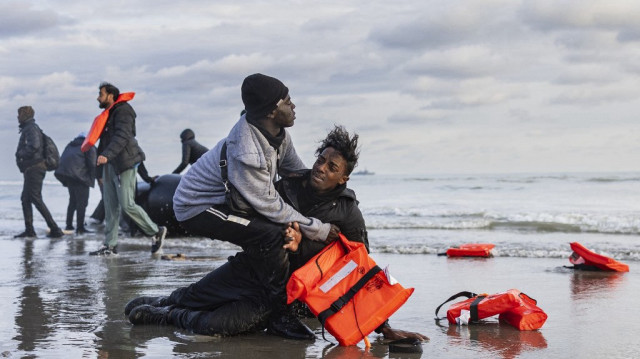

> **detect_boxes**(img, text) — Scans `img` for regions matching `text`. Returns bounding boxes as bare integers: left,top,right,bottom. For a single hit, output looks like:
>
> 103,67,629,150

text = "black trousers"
21,164,59,232
179,205,289,314
66,182,90,229
166,252,270,336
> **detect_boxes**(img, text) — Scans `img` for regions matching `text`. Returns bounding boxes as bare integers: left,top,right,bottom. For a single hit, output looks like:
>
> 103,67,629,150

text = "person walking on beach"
89,82,166,256
172,129,208,174
54,132,97,234
172,73,339,339
14,106,64,239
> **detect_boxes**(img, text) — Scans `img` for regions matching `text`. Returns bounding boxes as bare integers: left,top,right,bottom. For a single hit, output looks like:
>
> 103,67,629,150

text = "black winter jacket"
276,170,369,272
172,136,208,174
55,136,97,188
15,119,45,173
98,101,145,174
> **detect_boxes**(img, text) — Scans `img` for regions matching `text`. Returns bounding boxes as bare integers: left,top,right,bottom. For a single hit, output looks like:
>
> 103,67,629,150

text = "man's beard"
99,101,108,109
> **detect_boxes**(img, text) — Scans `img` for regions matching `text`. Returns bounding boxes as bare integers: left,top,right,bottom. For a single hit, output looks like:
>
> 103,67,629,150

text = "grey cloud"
520,1,640,40
549,87,638,106
0,3,68,38
617,29,640,42
369,18,474,50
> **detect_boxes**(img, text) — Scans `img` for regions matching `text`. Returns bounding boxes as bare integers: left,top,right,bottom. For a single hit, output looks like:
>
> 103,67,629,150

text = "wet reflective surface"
1,230,638,358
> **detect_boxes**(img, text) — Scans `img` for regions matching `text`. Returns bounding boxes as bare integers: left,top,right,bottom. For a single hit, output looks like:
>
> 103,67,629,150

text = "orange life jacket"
446,243,495,257
81,92,135,152
287,234,414,346
435,289,547,331
569,242,629,272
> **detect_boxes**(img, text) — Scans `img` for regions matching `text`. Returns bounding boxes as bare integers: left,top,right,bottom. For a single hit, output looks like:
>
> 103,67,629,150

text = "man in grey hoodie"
173,73,339,340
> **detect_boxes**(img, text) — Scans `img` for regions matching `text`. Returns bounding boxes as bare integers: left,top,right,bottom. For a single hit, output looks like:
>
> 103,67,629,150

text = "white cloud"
1,0,640,179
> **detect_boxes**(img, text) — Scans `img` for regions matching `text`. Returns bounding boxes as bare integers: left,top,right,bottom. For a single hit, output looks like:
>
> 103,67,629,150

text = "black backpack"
41,129,60,171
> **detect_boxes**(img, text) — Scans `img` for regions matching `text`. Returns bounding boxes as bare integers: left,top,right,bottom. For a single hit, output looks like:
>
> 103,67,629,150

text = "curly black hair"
315,125,360,175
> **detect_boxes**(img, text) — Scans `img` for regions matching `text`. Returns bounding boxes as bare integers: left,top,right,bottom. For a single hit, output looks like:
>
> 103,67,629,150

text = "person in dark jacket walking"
124,126,428,343
54,132,97,234
172,129,208,174
14,106,64,239
89,82,166,256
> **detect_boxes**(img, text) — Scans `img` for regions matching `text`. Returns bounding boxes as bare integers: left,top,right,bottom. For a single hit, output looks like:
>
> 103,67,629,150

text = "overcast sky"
2,0,640,180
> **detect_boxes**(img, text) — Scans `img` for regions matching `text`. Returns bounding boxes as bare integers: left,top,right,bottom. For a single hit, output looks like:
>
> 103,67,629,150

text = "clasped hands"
283,223,341,252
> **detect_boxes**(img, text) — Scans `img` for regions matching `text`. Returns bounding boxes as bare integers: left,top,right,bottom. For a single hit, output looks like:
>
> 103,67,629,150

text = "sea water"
348,172,640,261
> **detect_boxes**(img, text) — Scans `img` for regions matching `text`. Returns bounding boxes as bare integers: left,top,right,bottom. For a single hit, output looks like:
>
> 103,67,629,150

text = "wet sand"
0,231,638,358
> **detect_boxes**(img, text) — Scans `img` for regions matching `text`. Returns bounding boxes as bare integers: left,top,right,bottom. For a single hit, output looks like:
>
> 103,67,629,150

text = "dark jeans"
166,252,270,335
66,182,90,229
179,205,289,314
21,164,59,232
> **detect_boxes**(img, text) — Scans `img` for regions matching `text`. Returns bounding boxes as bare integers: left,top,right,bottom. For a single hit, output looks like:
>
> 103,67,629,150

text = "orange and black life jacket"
81,92,135,152
287,234,414,346
435,289,547,331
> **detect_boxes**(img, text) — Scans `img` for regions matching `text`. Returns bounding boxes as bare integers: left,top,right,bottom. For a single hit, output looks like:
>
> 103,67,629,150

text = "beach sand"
0,232,637,358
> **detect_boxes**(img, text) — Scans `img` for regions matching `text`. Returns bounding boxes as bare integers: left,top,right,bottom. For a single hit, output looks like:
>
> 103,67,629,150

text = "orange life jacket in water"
81,92,135,152
446,243,495,257
287,234,414,346
435,289,547,331
569,242,629,272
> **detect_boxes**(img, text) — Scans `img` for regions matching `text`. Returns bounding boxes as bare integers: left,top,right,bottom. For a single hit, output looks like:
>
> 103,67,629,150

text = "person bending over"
172,74,338,339
126,126,427,342
172,128,208,174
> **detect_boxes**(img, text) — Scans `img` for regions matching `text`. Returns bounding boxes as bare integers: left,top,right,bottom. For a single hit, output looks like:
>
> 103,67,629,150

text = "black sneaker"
151,226,167,254
47,228,64,238
267,311,315,340
14,231,37,238
128,305,172,326
89,245,118,256
65,225,74,231
76,227,94,235
124,296,168,316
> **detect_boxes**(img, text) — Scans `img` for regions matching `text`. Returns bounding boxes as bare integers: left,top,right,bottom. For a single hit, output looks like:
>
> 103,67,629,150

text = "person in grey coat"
54,132,97,234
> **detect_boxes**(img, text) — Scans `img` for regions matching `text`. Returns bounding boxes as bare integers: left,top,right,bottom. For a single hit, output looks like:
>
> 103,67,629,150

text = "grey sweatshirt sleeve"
228,153,330,241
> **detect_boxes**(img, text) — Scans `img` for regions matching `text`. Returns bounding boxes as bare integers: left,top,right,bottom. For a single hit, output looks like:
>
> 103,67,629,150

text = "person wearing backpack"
55,132,97,234
14,106,64,238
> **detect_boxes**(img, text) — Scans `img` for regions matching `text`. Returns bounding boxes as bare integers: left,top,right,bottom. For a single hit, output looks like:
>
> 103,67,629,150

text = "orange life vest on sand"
286,234,414,346
435,289,547,331
446,243,495,257
569,242,629,272
81,92,135,152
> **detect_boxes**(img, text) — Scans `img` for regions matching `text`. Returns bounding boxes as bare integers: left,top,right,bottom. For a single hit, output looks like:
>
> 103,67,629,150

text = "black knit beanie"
241,73,289,122
180,128,195,142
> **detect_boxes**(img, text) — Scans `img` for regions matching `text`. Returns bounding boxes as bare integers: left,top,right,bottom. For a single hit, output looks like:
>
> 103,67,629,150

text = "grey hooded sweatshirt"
173,115,331,241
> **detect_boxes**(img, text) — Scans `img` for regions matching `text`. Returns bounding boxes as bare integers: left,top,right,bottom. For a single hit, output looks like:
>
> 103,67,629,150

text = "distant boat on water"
353,168,375,175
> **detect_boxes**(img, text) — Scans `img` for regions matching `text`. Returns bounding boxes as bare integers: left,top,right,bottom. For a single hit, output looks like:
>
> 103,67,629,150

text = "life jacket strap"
434,291,477,320
317,265,382,326
469,295,487,322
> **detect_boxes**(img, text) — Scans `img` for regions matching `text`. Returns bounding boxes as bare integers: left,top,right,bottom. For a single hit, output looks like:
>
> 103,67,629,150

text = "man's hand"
381,326,429,342
324,224,341,244
283,222,302,252
97,155,108,166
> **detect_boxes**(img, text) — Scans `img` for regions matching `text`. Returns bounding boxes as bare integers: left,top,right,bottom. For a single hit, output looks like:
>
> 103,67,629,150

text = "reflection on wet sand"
14,240,52,354
570,271,627,299
444,323,547,359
